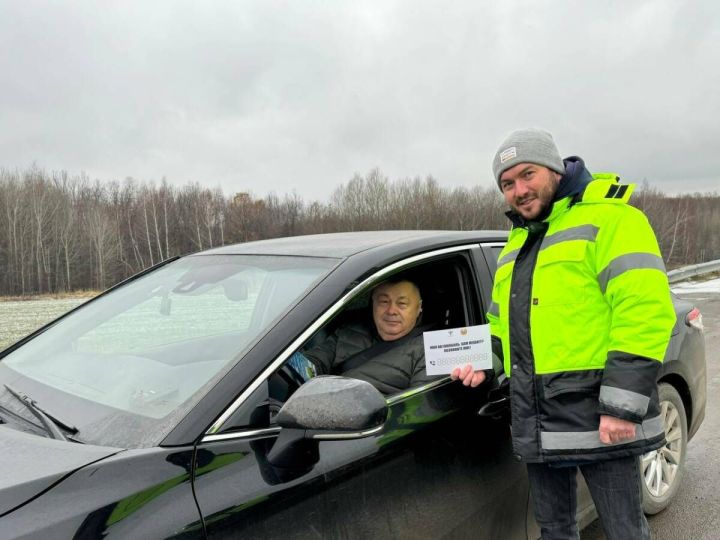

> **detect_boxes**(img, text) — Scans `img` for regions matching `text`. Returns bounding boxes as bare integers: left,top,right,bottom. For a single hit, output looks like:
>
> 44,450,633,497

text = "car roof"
195,230,508,258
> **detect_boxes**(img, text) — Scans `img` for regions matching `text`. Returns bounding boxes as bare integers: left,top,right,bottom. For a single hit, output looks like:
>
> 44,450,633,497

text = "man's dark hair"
371,277,422,302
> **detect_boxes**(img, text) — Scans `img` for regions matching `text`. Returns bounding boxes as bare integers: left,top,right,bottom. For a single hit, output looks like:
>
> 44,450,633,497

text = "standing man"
452,128,675,539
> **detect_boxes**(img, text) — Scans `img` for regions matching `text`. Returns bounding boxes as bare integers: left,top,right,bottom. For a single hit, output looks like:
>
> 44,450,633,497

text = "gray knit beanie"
492,128,565,187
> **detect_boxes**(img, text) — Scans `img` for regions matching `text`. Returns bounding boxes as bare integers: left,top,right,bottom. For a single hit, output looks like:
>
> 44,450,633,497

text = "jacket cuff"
600,350,660,420
598,385,647,423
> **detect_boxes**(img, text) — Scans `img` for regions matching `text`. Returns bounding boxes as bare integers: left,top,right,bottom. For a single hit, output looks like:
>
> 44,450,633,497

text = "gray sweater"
303,323,439,395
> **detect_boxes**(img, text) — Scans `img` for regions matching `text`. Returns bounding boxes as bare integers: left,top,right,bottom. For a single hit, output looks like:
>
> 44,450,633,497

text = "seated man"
289,278,439,395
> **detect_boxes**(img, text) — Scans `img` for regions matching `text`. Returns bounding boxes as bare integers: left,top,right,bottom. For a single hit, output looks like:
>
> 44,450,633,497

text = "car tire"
641,383,688,515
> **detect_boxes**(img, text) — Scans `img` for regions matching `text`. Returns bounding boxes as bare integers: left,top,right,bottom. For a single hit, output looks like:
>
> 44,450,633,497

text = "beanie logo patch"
499,147,517,163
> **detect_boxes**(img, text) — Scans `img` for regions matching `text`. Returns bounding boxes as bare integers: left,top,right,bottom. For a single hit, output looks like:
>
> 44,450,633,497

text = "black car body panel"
1,446,201,538
194,384,529,539
659,294,706,439
0,427,121,515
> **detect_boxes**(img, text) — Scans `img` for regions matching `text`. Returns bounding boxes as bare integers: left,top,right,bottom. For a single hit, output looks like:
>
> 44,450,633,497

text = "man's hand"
450,364,487,387
599,414,637,444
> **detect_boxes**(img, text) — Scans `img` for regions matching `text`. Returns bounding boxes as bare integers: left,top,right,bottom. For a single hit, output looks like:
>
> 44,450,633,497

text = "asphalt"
582,290,720,539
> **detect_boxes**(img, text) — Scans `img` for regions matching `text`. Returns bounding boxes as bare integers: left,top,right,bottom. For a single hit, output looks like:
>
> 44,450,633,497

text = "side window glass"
263,256,476,425
266,298,373,423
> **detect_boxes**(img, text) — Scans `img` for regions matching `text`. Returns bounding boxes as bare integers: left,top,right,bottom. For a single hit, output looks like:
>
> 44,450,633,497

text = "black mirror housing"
276,376,388,433
265,377,387,476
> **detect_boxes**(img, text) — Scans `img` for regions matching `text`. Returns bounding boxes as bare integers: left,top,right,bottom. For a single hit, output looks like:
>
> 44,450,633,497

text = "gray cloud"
1,0,718,200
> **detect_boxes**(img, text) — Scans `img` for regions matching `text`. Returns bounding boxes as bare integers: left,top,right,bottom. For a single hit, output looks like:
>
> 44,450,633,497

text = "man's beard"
513,178,560,222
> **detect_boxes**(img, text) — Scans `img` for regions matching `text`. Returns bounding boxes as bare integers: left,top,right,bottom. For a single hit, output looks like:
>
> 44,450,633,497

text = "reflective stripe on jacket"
487,175,676,463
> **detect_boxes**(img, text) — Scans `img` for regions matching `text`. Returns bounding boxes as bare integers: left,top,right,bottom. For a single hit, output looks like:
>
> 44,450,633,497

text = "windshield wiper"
3,384,78,441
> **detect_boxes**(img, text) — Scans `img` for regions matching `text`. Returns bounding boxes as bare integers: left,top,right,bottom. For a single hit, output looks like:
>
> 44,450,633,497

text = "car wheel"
641,383,688,515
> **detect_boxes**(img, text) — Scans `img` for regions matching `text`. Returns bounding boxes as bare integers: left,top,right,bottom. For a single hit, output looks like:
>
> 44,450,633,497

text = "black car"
0,231,706,539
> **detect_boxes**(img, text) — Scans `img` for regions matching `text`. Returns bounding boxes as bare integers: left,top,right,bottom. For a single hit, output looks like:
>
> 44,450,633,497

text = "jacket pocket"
533,242,593,307
541,370,602,399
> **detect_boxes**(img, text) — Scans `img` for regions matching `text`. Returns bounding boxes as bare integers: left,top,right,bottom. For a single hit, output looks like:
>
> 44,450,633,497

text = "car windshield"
0,254,337,448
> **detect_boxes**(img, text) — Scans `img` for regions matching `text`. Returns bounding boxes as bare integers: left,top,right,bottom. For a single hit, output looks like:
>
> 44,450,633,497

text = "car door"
190,247,533,539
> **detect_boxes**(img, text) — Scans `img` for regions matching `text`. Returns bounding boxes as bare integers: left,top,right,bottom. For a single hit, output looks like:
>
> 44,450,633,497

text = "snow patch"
671,277,720,294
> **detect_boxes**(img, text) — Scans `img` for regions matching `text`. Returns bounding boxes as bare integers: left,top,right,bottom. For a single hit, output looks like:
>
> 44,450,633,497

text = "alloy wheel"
641,399,683,497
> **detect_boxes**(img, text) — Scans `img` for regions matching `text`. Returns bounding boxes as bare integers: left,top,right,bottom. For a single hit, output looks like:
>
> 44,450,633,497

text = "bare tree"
0,165,716,296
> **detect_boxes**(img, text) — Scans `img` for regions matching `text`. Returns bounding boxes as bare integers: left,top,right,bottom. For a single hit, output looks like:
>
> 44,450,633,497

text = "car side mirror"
266,376,388,469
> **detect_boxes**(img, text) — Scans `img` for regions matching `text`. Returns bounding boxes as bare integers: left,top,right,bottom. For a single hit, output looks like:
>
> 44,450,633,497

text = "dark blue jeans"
526,456,650,540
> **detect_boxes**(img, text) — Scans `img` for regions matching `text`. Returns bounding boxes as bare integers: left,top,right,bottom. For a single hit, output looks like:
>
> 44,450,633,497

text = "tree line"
0,166,717,296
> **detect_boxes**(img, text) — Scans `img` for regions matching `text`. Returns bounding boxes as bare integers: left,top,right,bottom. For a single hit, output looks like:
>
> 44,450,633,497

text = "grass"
0,295,95,350
0,290,100,302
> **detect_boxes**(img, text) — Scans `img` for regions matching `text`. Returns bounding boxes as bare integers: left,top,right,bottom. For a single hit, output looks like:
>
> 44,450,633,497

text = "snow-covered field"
0,276,717,352
0,297,91,350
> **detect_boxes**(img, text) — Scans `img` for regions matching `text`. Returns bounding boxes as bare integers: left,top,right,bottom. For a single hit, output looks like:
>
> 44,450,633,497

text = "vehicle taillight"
685,307,704,331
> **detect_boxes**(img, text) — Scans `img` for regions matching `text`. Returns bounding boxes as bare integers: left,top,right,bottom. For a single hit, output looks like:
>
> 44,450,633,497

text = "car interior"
267,253,482,416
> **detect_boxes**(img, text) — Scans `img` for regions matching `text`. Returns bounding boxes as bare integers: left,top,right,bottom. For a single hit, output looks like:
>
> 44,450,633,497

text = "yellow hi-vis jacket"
488,175,676,462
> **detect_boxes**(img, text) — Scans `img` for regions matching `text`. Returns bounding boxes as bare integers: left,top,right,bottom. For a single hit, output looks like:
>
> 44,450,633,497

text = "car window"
75,267,264,354
0,254,337,448
262,254,478,425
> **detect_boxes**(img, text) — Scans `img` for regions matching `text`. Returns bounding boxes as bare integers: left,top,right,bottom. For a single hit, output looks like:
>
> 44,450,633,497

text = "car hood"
0,426,122,515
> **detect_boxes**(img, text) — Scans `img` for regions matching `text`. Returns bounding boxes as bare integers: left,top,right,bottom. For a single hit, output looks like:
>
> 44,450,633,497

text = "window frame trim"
201,243,480,442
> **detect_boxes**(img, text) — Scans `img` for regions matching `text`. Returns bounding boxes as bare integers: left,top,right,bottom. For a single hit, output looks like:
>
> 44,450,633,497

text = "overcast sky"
1,0,718,200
